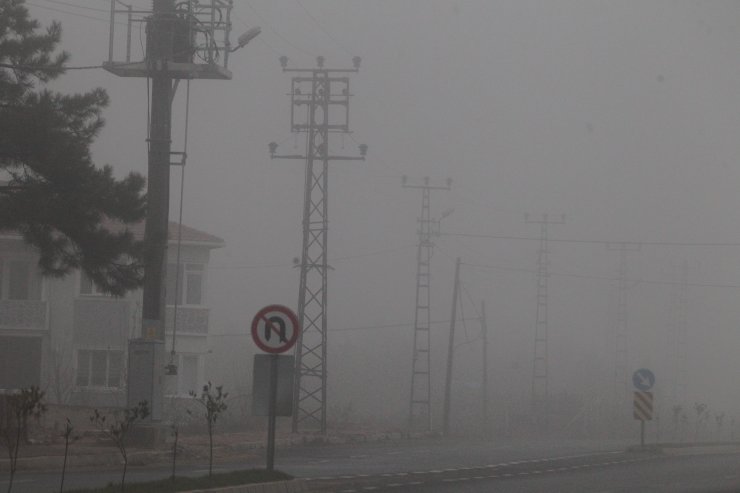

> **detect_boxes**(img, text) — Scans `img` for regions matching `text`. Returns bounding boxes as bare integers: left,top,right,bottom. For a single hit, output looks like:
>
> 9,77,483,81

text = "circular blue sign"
632,368,655,391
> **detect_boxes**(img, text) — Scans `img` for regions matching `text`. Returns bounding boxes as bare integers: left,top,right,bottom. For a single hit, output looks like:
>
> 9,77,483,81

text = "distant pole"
403,176,452,433
525,213,565,427
443,257,462,437
606,242,641,408
481,300,489,435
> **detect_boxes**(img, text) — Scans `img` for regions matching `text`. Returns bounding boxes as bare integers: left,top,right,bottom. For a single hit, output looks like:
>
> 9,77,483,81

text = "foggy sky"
27,1,740,422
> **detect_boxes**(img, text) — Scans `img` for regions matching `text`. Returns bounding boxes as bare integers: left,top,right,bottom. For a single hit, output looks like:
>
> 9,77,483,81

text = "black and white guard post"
632,368,655,449
251,305,300,471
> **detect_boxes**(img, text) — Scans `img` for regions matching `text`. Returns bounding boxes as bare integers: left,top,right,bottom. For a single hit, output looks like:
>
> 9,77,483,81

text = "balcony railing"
0,300,47,329
165,306,209,335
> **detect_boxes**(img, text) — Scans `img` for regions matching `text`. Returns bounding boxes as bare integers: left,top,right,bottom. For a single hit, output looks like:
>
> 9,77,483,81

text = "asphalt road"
2,439,739,493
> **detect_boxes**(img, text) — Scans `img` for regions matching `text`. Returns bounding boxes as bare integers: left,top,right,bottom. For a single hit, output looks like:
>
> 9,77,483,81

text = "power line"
208,244,414,270
294,0,354,57
27,1,114,24
209,317,481,337
442,232,740,248
241,1,316,57
40,0,110,14
462,261,740,289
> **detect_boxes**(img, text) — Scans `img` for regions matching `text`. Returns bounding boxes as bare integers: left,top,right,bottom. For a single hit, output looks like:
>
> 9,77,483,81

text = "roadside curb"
184,479,307,493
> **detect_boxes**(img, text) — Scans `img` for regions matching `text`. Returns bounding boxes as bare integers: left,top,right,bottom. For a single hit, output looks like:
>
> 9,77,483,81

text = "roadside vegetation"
63,469,292,493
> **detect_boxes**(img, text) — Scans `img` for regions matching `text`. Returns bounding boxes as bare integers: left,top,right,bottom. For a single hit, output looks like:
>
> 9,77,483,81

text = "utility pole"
270,56,366,433
442,257,461,437
671,261,689,404
104,0,250,422
525,213,564,426
481,300,489,435
402,176,451,433
606,242,641,408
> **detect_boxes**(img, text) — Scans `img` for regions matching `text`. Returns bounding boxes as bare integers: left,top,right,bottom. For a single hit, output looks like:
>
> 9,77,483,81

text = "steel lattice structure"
271,56,364,433
403,177,450,432
606,242,641,408
526,214,564,424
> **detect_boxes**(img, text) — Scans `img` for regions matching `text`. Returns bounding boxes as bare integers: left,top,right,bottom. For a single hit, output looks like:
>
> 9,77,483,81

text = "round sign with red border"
251,305,300,354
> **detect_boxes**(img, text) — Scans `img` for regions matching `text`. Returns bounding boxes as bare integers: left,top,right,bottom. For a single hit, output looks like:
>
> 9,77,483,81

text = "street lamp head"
268,141,278,156
317,56,325,68
232,26,261,52
352,56,362,69
279,55,288,69
358,143,368,157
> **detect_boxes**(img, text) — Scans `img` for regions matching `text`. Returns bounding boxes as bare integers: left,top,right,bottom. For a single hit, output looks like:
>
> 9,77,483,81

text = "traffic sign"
633,391,653,421
632,368,655,391
251,305,300,354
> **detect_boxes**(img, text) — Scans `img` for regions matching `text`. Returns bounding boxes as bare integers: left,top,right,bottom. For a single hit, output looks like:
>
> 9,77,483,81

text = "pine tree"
0,0,146,296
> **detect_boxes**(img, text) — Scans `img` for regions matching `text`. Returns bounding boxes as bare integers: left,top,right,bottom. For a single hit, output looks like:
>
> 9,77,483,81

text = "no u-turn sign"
251,305,300,354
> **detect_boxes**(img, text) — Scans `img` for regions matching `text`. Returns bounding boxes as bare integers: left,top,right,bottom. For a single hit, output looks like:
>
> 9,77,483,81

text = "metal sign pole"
267,353,278,471
640,420,645,449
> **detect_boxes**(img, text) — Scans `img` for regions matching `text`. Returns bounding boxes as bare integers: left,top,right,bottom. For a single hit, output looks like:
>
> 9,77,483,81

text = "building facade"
0,222,223,408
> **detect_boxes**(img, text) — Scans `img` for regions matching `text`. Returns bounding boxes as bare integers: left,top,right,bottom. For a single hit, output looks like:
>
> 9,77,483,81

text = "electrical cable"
170,79,191,363
294,0,355,57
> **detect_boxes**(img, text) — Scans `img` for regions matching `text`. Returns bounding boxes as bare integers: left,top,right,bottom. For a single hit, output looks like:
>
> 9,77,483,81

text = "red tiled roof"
112,220,225,247
1,220,224,248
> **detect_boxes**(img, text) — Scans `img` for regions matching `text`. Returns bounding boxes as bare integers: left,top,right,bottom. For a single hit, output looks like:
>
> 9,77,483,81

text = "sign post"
632,369,655,449
251,305,300,471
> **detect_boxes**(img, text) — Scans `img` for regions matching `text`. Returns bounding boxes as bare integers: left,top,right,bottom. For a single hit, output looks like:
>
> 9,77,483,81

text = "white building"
0,222,223,408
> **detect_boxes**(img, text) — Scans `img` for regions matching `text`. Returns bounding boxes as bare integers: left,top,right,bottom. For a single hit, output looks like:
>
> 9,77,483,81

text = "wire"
294,0,355,57
462,261,740,289
27,1,123,25
40,0,110,14
241,1,316,57
208,244,415,270
442,232,740,248
170,79,192,361
208,317,482,336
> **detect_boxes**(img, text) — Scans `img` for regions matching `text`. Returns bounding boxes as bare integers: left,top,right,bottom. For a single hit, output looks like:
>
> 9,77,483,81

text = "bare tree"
0,386,46,493
90,401,149,492
188,382,228,477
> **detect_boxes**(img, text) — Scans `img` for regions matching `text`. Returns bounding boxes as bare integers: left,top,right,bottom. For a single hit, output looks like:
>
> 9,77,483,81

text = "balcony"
165,306,209,335
0,300,47,330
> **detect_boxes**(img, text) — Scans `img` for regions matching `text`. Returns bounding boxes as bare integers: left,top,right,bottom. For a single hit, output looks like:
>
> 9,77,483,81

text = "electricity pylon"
525,213,564,426
606,242,641,407
403,176,451,432
270,56,366,433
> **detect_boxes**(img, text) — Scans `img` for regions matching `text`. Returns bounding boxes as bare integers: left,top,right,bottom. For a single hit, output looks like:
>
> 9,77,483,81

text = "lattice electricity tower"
403,176,451,432
670,261,689,404
270,56,366,433
606,242,641,405
525,213,564,423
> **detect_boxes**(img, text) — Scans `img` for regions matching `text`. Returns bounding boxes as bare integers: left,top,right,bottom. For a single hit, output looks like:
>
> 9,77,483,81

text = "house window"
0,259,41,300
79,273,108,296
76,349,123,389
178,355,199,396
166,263,204,306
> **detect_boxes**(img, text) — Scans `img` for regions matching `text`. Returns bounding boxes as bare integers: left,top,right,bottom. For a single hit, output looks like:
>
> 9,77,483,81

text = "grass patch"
65,469,293,493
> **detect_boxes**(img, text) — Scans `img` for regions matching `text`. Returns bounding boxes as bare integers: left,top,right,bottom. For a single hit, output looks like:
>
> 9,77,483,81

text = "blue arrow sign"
632,368,655,391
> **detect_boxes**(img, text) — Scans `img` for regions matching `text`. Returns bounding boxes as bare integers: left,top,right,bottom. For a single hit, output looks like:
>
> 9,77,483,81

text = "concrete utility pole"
402,176,451,433
525,213,564,427
104,0,244,422
442,257,461,437
606,242,641,408
270,56,366,433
